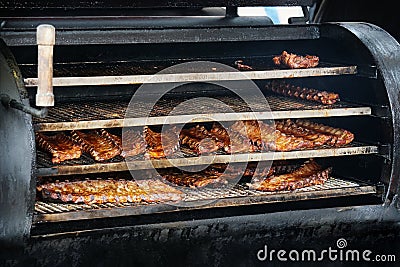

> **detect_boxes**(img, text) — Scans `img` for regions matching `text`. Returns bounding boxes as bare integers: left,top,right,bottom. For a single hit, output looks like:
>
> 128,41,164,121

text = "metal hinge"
1,94,47,118
371,105,390,118
225,7,238,18
288,6,310,24
356,65,378,79
378,143,392,161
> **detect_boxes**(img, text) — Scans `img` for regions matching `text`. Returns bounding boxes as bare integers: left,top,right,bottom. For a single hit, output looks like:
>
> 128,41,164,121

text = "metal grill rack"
23,61,357,87
33,94,371,132
36,143,378,176
33,177,376,223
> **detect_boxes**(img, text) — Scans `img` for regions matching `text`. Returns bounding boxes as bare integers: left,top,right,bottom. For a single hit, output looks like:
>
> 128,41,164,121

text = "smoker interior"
7,23,392,231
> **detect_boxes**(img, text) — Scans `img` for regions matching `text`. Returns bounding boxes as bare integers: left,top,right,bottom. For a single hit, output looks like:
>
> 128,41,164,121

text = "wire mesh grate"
33,94,364,125
34,177,367,215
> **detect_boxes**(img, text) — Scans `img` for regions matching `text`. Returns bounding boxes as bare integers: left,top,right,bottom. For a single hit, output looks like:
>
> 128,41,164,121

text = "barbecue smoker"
1,1,400,266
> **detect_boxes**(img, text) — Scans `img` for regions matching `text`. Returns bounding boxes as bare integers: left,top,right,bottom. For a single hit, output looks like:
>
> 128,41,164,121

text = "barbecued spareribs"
144,126,179,159
120,128,146,157
37,179,183,204
248,159,331,191
209,123,231,150
35,132,82,163
71,129,121,161
265,80,340,105
159,163,275,188
229,120,314,152
294,119,354,146
212,122,261,153
273,51,319,69
275,119,333,147
162,171,227,188
179,125,223,154
163,163,246,188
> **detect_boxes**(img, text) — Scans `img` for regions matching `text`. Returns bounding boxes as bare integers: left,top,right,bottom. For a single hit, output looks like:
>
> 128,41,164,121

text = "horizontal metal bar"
33,180,376,223
36,161,129,176
1,0,316,9
24,66,357,87
33,107,371,132
36,144,379,176
1,25,320,46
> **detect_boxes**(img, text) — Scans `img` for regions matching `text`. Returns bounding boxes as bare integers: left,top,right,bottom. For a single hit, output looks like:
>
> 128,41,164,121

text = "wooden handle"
36,24,55,107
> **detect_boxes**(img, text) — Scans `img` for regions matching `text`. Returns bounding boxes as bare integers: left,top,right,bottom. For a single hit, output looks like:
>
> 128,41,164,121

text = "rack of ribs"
272,50,319,69
71,129,121,162
242,162,275,178
275,119,333,147
199,163,275,180
226,128,257,153
99,129,122,147
162,171,227,188
37,178,183,204
119,128,146,157
160,164,245,188
160,163,275,188
209,123,255,153
96,128,146,158
265,80,340,105
144,126,179,159
135,179,184,202
248,159,331,191
272,130,314,151
179,125,223,154
229,120,313,151
35,132,82,163
294,119,354,146
209,123,231,151
207,164,264,182
229,120,274,150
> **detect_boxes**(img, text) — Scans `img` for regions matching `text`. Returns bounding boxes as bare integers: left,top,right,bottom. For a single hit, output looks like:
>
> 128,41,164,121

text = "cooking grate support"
33,94,371,132
36,143,379,176
23,62,357,87
33,177,376,223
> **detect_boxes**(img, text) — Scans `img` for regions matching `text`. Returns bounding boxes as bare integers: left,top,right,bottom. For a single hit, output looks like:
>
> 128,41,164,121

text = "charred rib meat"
71,129,121,162
209,123,231,151
273,129,314,151
179,125,223,154
294,119,354,146
248,159,331,191
229,120,313,152
273,51,319,69
160,164,240,188
229,120,276,150
160,163,276,188
208,123,256,153
225,128,257,153
144,126,179,159
265,80,340,105
97,128,146,158
228,119,353,151
275,119,332,147
162,171,227,188
35,132,82,163
120,128,146,157
37,179,183,204
99,129,122,148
